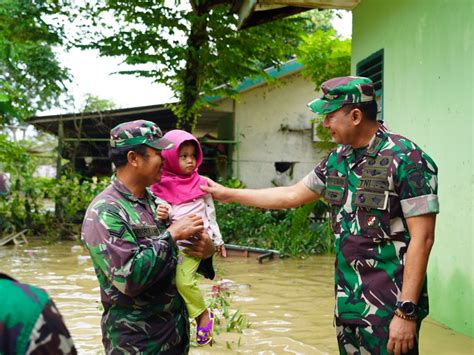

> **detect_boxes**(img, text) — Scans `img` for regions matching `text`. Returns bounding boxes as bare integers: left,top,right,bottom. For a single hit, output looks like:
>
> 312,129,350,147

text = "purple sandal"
196,311,215,346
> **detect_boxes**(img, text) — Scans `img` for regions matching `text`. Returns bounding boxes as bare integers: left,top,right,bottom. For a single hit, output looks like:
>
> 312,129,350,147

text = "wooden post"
56,118,64,179
55,119,64,220
71,115,84,173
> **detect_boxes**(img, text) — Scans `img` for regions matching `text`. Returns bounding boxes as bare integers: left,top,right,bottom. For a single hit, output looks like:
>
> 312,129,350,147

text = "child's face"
178,142,197,175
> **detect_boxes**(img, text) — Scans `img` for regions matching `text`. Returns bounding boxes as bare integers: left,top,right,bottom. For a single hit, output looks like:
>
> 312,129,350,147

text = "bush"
0,135,110,240
215,178,334,256
0,173,110,240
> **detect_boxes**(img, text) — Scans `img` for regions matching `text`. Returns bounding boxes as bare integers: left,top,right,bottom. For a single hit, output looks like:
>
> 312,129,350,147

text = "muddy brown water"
0,242,472,354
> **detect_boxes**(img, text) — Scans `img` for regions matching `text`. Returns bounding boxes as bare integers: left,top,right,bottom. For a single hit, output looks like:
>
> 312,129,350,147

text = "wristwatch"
396,300,418,317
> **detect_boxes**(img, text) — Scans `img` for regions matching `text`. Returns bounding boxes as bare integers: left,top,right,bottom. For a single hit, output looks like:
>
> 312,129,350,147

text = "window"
356,49,384,121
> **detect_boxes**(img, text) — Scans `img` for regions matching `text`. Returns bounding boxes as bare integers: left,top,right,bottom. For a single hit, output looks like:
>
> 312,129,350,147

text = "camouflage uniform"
304,77,439,354
0,273,76,355
81,120,190,354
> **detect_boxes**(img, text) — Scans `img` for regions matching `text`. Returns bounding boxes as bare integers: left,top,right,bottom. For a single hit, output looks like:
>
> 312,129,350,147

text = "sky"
41,10,352,116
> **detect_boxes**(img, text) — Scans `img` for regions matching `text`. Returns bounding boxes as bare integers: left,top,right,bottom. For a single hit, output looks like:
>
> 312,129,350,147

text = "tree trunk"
179,10,208,132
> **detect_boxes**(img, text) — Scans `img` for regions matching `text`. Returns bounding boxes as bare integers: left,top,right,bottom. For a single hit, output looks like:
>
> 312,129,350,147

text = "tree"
297,29,351,90
82,93,117,112
0,0,70,125
296,28,351,150
80,1,312,132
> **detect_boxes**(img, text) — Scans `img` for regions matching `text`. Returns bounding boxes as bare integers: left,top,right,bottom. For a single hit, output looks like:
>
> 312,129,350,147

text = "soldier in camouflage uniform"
81,120,215,354
0,273,77,354
202,77,439,355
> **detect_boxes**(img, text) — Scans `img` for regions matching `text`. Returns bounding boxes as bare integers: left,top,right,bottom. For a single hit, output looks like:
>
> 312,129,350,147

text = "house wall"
352,0,473,337
216,72,325,188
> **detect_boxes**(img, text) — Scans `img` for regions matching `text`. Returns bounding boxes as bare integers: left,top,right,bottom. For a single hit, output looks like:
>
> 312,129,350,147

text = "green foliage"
0,0,71,124
51,174,110,223
0,134,109,239
79,2,317,131
296,29,351,90
298,9,334,34
216,200,333,256
296,28,350,152
215,178,333,256
187,280,250,348
82,93,117,112
0,134,38,231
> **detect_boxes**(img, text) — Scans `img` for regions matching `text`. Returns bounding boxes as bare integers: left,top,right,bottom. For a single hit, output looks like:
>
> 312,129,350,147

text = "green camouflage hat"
110,120,174,150
307,76,375,114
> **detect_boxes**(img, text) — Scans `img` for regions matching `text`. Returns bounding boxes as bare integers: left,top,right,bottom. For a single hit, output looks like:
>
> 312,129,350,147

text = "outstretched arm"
201,179,321,209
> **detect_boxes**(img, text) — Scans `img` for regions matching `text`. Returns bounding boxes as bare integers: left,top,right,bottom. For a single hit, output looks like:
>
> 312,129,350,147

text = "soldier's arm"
84,204,182,297
201,179,320,209
394,150,439,303
388,214,436,355
388,151,439,355
400,214,436,303
27,300,77,355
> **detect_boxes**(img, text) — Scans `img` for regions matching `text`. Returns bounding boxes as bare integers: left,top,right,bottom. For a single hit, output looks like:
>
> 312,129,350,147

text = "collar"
341,122,388,158
111,175,153,205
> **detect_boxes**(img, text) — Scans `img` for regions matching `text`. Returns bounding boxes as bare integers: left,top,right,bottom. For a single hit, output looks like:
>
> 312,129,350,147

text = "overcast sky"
41,10,352,116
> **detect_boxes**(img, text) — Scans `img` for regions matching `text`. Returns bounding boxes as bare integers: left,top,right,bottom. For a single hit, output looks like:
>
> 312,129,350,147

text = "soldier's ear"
351,108,363,126
127,151,139,167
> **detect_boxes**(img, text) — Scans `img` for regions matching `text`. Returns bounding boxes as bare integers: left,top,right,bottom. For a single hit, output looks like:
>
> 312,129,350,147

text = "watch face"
401,301,417,316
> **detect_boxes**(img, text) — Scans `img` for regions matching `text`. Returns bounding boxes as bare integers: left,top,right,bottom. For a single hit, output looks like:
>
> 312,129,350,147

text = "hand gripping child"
150,130,226,347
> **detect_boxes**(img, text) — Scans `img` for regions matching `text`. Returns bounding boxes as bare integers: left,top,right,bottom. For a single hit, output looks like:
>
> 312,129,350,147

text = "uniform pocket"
324,176,346,206
357,208,391,240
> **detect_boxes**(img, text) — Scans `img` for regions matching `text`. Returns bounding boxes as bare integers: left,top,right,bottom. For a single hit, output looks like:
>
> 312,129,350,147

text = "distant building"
33,165,56,179
29,59,324,188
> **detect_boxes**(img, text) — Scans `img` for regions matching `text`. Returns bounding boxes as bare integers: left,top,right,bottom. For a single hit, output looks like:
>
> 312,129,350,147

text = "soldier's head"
109,120,174,185
307,76,378,145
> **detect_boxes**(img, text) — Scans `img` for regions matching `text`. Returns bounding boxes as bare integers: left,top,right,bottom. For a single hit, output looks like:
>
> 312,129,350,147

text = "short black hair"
341,100,378,121
108,144,148,168
179,139,199,155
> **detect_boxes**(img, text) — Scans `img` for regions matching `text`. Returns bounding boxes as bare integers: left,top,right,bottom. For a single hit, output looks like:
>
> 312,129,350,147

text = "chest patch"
132,225,160,239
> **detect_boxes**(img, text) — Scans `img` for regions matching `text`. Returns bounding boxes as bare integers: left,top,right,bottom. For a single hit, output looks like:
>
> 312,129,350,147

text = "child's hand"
156,204,170,220
217,244,227,257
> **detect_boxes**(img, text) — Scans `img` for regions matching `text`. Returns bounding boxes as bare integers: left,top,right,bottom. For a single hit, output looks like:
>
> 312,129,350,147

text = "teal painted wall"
352,0,473,337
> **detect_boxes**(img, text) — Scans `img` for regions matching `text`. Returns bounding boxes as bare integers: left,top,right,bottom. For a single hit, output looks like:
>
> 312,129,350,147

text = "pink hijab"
150,130,208,205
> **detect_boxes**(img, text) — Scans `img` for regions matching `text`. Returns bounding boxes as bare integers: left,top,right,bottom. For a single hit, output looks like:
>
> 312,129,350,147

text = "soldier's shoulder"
383,130,437,169
385,130,431,155
1,273,45,292
83,190,128,232
87,185,123,211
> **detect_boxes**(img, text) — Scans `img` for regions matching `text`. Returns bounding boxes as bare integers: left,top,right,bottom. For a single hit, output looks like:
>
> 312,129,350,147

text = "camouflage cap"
110,120,174,150
307,76,375,114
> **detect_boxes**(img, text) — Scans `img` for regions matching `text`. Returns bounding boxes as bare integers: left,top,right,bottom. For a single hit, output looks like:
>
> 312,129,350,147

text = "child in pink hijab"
150,129,226,347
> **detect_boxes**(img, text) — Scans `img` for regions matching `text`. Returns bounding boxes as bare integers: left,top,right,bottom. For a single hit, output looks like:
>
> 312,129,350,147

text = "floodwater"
0,242,472,354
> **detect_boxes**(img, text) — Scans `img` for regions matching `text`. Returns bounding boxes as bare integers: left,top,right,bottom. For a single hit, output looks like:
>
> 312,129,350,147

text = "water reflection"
0,242,472,354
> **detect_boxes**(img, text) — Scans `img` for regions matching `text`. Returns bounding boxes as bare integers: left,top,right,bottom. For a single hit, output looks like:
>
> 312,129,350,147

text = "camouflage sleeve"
302,154,330,195
85,203,178,297
27,300,77,355
395,149,440,218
